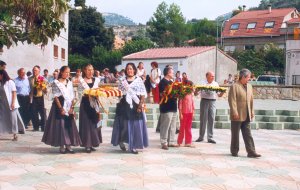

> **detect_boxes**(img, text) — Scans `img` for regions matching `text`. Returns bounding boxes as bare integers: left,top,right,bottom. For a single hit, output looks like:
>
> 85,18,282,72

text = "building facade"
120,46,237,84
222,7,300,52
286,40,300,85
0,12,69,78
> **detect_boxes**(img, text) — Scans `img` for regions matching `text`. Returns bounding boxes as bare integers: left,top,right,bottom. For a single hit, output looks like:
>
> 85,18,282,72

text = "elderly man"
15,68,31,129
29,65,47,132
228,69,261,158
196,71,224,144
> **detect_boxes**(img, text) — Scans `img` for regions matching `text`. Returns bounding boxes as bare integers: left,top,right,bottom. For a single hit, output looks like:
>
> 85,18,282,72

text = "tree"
91,46,122,71
69,5,115,56
0,0,69,49
68,53,91,71
188,18,217,38
122,39,155,56
190,34,216,46
147,2,187,47
263,44,285,74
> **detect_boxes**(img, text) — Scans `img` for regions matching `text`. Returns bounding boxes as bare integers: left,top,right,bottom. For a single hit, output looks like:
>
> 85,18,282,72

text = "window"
245,45,255,50
54,45,58,58
265,21,275,28
61,48,65,60
224,46,236,52
230,23,240,30
247,22,256,29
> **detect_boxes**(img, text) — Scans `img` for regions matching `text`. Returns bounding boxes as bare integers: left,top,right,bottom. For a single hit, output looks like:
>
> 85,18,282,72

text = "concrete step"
258,122,284,130
279,116,300,122
284,123,300,130
255,116,278,122
215,115,229,122
255,110,274,116
275,110,299,116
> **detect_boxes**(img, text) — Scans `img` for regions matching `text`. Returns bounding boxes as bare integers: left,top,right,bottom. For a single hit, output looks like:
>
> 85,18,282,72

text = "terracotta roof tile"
223,8,297,38
123,46,215,60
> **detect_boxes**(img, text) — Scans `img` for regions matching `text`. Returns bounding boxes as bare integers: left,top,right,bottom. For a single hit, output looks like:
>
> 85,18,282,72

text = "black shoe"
91,147,96,151
119,143,126,151
156,128,160,133
66,148,75,154
176,129,180,134
161,144,169,150
59,148,66,154
131,150,138,154
208,139,216,144
86,148,91,153
232,153,238,157
195,138,203,142
18,131,25,134
247,153,261,158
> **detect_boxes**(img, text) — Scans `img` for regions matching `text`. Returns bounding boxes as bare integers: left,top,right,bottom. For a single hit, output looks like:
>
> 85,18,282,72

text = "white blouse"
151,68,161,84
3,80,20,110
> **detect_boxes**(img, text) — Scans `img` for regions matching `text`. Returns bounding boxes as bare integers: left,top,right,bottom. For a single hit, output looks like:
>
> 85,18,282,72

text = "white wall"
286,40,300,85
0,12,69,78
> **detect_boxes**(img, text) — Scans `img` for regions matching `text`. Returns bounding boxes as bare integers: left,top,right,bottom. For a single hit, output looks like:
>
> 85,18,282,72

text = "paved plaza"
0,126,300,190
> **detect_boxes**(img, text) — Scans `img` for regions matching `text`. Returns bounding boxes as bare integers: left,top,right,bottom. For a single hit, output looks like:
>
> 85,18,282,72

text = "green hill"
103,13,136,26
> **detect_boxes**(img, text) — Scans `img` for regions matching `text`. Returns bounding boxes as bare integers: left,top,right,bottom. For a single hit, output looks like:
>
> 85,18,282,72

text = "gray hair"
239,69,251,80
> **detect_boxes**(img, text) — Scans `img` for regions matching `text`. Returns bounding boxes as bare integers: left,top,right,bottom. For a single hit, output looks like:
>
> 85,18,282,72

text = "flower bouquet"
160,82,194,104
33,76,47,96
194,85,227,93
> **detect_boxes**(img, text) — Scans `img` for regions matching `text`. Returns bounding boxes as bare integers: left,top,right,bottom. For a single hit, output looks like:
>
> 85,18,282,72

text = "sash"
54,80,73,116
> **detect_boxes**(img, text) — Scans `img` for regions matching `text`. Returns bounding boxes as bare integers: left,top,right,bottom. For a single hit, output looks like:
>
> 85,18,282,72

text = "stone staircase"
76,104,300,130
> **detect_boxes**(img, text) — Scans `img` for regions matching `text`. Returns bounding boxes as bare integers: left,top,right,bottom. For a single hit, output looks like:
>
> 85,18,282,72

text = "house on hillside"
120,46,237,84
222,6,300,52
0,12,69,78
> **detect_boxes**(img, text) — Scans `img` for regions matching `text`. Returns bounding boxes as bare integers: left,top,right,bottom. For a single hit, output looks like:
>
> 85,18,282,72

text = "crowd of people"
0,59,261,158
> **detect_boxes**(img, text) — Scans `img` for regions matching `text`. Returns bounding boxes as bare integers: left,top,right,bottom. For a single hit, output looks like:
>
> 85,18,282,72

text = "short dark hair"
0,60,6,66
44,69,48,73
163,67,172,76
26,71,32,76
33,65,40,70
125,63,137,76
0,70,11,84
58,66,70,79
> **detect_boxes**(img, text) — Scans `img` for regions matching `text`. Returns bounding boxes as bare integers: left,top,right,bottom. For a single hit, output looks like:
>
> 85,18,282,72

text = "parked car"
256,75,285,85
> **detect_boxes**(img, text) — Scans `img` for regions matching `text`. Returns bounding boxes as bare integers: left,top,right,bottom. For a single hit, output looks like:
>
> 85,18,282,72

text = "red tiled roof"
123,46,215,60
223,8,297,38
288,18,300,23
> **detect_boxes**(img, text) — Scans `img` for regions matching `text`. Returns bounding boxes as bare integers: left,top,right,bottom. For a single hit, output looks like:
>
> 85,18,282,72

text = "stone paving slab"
0,127,300,190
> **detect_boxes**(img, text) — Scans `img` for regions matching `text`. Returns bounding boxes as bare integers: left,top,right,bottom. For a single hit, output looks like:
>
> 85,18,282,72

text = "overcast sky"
85,0,262,24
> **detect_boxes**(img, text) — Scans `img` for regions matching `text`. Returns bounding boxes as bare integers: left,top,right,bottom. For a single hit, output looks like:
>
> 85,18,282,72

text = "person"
177,80,195,147
42,66,81,154
0,70,25,140
144,75,152,103
72,69,82,85
182,72,188,82
78,64,102,153
137,62,146,81
159,67,179,150
104,68,117,83
228,74,234,84
150,61,161,104
29,65,47,131
111,63,148,154
0,60,7,70
228,69,261,158
43,69,51,82
195,71,224,144
26,71,32,77
15,68,31,129
48,71,58,83
250,73,257,81
175,71,182,82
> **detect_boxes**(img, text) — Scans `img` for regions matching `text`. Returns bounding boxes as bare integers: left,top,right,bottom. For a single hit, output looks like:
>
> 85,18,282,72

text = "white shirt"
3,80,20,110
151,68,161,84
200,80,219,100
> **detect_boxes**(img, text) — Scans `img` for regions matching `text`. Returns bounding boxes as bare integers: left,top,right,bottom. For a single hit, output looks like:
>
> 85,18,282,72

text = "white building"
0,13,69,78
286,40,300,85
120,46,237,84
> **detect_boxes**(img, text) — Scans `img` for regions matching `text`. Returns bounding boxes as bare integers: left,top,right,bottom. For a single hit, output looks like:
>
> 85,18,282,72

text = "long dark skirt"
79,101,102,148
42,104,82,147
111,97,149,151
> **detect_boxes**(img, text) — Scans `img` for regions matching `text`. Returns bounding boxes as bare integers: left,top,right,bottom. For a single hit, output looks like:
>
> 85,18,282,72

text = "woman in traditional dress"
0,70,25,140
42,66,81,154
78,64,102,153
111,63,149,154
150,61,161,104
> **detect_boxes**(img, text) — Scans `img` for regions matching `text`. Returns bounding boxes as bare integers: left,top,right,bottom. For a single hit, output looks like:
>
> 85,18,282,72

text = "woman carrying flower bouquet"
42,66,81,154
78,64,102,153
0,70,25,141
111,63,149,154
177,80,195,147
